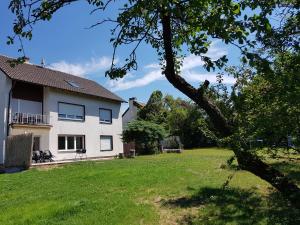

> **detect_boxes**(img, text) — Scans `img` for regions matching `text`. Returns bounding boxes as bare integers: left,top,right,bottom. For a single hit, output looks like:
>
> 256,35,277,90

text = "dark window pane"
100,109,112,123
67,136,74,149
33,137,40,151
58,136,65,150
76,136,83,149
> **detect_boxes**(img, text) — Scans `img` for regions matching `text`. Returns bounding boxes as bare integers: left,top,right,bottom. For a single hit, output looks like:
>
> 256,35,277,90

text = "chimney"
129,97,136,109
24,57,30,64
41,58,45,67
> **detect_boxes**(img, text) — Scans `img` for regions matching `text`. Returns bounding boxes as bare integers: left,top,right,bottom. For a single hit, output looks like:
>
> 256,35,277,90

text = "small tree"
122,120,166,155
138,90,168,127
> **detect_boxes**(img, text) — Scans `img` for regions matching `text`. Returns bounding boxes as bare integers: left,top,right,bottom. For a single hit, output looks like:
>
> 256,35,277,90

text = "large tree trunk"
161,14,300,208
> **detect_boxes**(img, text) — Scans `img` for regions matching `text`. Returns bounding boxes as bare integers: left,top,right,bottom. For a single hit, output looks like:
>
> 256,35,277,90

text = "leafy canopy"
8,0,299,75
122,120,166,154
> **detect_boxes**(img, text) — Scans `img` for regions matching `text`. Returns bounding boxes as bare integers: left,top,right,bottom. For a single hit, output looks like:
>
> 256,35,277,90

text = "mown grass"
0,148,299,225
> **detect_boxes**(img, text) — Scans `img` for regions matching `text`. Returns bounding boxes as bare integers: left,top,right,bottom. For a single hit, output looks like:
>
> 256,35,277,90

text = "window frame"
99,108,112,124
58,135,85,152
100,135,113,151
58,102,85,122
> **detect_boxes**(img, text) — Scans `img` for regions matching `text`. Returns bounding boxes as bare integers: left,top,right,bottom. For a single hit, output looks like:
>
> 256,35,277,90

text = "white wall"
44,88,123,160
0,71,12,164
122,98,139,128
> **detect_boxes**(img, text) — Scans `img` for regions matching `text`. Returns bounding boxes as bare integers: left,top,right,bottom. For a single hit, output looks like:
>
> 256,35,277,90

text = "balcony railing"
10,112,50,125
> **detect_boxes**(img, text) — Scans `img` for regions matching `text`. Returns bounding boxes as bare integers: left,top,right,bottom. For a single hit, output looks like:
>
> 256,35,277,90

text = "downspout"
6,80,16,137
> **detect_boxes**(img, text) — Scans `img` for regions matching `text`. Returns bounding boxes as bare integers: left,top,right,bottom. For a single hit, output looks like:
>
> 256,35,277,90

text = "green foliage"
220,52,300,154
137,91,217,148
8,0,299,77
138,90,168,126
122,120,166,155
166,98,217,148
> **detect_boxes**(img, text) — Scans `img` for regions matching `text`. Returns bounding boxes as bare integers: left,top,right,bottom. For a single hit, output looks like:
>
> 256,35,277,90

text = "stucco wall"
44,88,123,160
10,126,50,151
0,71,12,164
122,99,138,128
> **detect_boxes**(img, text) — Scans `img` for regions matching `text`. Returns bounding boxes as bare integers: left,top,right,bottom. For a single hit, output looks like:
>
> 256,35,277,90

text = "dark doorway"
33,136,40,151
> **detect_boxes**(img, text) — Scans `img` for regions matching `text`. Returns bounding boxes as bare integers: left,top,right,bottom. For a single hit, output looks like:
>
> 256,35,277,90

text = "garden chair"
32,150,43,163
75,149,87,160
42,150,54,162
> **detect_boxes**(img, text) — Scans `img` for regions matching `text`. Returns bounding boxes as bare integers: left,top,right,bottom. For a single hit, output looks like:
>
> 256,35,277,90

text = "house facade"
121,97,145,156
122,97,144,128
0,55,125,164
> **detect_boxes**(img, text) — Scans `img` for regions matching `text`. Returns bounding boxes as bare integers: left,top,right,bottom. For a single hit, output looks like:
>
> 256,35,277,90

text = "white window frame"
99,108,112,124
58,102,85,121
100,135,113,151
58,135,85,152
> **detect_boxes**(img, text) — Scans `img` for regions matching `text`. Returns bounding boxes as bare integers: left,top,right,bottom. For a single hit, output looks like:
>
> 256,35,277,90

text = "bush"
122,120,166,155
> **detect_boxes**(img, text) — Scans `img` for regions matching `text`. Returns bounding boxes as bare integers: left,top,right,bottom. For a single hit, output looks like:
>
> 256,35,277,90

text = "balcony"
10,112,50,126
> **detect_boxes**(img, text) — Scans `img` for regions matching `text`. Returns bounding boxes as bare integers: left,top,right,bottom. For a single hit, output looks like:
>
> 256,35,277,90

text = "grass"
0,148,299,225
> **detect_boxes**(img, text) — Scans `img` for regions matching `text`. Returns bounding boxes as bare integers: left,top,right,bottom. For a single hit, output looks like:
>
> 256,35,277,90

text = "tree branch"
161,13,232,137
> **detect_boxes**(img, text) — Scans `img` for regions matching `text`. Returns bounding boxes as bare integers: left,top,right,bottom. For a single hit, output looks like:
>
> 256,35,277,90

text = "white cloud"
48,56,112,77
144,63,160,69
109,70,164,91
108,42,234,91
183,71,236,84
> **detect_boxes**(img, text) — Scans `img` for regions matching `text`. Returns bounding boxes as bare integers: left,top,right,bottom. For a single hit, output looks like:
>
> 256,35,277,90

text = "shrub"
122,120,166,155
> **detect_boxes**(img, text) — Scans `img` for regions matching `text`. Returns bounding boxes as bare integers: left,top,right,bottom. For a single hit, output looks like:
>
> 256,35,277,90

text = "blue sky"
0,1,241,111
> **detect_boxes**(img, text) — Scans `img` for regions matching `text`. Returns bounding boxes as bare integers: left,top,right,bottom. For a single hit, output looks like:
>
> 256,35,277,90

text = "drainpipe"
6,80,16,137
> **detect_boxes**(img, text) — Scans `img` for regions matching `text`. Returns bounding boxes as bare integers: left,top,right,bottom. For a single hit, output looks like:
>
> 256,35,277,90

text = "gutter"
6,80,15,137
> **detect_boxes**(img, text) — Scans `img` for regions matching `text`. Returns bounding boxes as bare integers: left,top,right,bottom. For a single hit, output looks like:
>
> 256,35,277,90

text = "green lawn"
0,148,299,225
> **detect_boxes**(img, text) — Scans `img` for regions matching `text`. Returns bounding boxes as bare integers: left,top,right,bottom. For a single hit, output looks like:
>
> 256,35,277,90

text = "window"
99,108,112,124
67,136,75,150
65,80,80,88
100,136,113,151
58,136,66,150
76,136,83,149
58,102,84,121
58,135,85,151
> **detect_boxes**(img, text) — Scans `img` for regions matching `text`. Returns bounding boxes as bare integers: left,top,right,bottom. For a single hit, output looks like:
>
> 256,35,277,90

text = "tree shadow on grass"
271,161,300,184
161,187,300,225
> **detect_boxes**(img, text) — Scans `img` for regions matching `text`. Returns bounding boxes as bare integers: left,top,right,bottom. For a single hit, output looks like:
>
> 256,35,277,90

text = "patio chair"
32,150,43,163
42,150,54,162
75,149,87,160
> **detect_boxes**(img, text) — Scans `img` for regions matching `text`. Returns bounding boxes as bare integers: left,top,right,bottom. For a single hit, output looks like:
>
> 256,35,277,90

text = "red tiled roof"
0,55,125,102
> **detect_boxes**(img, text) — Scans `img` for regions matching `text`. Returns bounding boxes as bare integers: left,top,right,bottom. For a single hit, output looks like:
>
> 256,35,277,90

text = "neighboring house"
121,97,144,156
122,97,145,128
0,55,125,164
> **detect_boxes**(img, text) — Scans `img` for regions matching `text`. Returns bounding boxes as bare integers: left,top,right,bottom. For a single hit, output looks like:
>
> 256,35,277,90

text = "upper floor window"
99,108,112,124
58,102,85,121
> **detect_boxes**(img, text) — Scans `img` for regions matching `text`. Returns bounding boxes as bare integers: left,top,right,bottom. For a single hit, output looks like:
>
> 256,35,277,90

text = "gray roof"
0,55,125,102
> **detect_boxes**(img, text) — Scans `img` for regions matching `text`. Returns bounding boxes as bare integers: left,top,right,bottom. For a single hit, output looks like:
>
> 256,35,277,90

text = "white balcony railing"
10,112,50,125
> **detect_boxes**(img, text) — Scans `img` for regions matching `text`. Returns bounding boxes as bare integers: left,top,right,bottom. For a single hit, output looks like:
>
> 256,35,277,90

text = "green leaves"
232,3,240,15
122,120,166,154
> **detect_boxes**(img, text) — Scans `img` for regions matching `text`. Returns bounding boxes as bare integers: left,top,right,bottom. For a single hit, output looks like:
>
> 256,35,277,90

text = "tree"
230,52,300,152
7,0,300,207
165,96,217,148
122,120,166,155
138,90,167,126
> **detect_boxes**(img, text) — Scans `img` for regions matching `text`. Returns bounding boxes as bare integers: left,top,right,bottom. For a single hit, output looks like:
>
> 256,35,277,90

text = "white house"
0,55,125,164
122,97,145,128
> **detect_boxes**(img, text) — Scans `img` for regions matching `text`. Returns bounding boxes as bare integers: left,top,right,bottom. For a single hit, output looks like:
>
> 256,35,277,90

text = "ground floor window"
100,135,113,151
58,135,85,151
